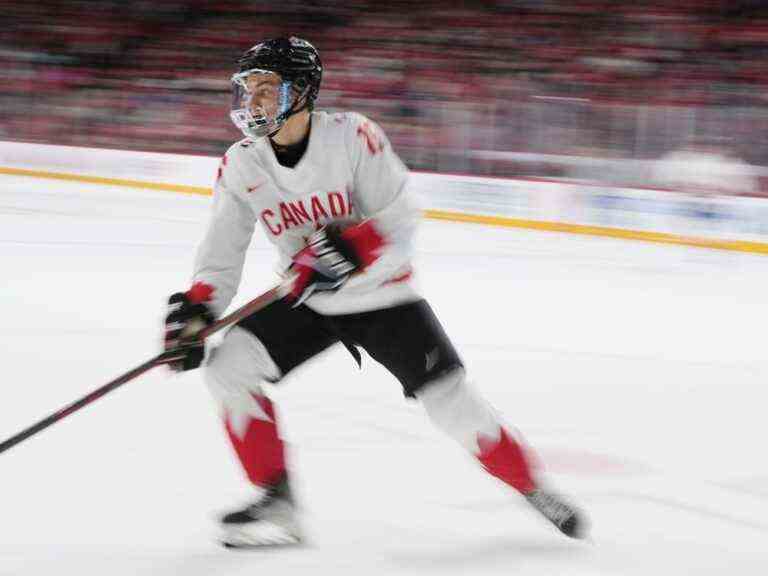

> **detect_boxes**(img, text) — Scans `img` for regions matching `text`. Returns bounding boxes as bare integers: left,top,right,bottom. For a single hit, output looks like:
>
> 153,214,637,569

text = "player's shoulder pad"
335,111,388,156
227,137,262,160
328,110,364,126
215,139,259,190
331,111,376,131
230,136,271,164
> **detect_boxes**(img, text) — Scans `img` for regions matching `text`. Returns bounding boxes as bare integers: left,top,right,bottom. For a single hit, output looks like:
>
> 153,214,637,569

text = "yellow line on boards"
0,166,211,196
4,165,768,255
424,209,768,255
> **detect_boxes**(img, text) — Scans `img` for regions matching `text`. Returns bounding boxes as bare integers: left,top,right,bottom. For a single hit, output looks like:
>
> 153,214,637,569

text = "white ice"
1,174,767,575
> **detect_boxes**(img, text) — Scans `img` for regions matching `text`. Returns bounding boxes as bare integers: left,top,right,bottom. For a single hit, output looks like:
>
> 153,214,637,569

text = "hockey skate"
219,475,302,548
524,488,587,539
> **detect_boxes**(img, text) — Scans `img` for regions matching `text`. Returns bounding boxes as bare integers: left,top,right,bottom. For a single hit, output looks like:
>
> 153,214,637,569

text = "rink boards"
2,140,768,254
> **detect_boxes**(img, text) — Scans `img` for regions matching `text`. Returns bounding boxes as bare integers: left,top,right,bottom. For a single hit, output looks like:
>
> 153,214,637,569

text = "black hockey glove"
287,221,385,306
163,283,215,372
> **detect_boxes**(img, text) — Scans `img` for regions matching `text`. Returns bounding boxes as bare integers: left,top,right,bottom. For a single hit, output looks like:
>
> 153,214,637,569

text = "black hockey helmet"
230,37,323,139
237,37,323,105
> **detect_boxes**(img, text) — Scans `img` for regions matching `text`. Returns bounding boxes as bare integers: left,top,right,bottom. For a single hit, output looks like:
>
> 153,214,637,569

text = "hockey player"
164,36,587,548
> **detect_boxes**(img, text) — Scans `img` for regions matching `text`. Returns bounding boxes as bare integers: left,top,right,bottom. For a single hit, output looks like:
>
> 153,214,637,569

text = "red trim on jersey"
385,268,413,285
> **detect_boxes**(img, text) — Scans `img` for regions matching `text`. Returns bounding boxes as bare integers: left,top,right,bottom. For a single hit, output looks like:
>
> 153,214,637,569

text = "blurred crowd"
3,0,768,192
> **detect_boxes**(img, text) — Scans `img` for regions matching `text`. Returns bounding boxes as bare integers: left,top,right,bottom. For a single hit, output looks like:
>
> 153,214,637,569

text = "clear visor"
229,69,293,139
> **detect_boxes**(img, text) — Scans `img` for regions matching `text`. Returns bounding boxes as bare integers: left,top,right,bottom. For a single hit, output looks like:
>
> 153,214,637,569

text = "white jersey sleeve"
191,147,256,317
339,113,420,293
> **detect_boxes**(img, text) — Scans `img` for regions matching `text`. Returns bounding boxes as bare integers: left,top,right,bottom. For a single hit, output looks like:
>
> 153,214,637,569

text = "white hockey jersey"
192,111,421,317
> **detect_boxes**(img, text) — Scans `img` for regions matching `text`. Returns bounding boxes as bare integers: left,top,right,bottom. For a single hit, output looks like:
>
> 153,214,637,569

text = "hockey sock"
476,427,536,494
224,394,286,487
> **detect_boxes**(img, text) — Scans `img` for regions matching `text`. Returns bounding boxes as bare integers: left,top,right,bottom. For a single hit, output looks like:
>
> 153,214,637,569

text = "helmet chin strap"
268,88,312,139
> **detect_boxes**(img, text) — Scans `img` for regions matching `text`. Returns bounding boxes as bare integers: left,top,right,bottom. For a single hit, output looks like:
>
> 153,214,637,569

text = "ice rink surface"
1,174,767,575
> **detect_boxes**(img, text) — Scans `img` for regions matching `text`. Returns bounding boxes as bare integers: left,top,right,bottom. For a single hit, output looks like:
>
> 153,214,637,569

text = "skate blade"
221,522,302,549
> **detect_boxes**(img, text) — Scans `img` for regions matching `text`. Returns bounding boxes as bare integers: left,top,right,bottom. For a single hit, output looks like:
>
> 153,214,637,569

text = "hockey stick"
0,281,291,455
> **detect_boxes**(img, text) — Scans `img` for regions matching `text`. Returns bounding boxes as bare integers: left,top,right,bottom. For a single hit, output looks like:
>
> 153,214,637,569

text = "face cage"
229,69,295,139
